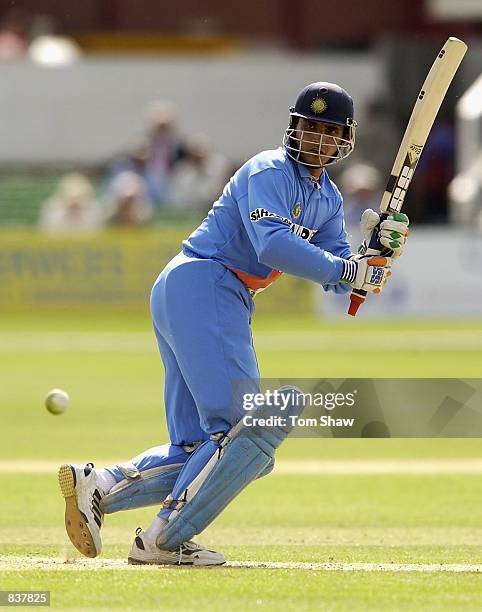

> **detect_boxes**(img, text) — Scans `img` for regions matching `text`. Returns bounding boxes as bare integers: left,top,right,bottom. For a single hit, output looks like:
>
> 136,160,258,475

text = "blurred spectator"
103,101,234,212
410,122,455,223
144,100,187,205
106,171,153,227
168,134,231,211
0,8,31,61
339,163,382,234
39,173,104,234
28,14,81,66
103,140,151,200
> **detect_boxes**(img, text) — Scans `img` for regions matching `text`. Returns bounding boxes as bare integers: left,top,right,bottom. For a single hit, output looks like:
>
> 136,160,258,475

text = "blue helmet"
283,82,357,168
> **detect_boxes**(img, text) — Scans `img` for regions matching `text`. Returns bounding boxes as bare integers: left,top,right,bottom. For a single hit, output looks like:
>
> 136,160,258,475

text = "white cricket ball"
45,388,69,415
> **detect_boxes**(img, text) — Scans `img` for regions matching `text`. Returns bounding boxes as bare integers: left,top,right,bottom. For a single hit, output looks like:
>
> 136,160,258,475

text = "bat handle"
348,289,367,316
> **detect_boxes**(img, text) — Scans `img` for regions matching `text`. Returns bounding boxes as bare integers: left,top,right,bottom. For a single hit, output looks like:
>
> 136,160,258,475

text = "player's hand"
342,254,392,294
359,209,410,259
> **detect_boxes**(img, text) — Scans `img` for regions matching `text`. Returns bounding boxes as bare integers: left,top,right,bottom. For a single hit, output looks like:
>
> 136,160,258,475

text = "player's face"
295,119,345,166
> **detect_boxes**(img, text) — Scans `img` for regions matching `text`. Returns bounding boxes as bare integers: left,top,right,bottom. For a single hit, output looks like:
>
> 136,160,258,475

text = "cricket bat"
348,37,468,317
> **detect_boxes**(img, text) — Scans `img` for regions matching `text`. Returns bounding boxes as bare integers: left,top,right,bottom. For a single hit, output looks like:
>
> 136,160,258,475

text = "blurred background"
0,0,481,317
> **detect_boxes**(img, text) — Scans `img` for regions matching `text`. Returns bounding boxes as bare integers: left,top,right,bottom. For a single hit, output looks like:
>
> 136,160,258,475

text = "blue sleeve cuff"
325,256,347,285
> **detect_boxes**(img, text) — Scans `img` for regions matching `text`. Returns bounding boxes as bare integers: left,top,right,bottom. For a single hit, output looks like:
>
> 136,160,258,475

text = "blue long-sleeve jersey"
183,147,353,294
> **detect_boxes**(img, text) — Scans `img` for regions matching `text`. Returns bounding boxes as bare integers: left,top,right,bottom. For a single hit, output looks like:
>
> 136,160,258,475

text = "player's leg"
153,386,302,553
153,254,260,433
98,330,209,515
126,255,243,564
58,313,204,558
129,255,286,564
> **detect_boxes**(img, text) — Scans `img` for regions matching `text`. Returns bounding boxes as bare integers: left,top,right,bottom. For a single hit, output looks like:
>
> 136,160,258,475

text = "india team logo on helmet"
311,98,327,114
283,81,357,169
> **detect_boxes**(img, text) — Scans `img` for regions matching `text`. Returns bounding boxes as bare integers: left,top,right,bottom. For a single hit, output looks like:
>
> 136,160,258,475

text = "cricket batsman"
58,82,409,565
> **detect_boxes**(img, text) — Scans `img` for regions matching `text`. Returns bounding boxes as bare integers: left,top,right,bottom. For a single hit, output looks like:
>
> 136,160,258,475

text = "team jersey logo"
311,98,327,114
249,208,316,241
292,202,302,219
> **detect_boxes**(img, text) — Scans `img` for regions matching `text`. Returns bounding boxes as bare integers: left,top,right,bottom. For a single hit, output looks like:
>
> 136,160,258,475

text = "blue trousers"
105,251,259,497
151,251,258,443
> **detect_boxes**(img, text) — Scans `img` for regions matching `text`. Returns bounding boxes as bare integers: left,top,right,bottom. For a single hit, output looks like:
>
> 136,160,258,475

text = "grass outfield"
1,313,482,609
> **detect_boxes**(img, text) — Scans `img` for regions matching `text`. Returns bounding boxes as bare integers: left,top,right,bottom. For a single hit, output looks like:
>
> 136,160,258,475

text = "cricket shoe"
58,463,104,558
127,528,225,566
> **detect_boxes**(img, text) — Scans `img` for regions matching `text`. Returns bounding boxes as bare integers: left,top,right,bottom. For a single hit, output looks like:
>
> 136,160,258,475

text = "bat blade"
348,37,467,317
381,37,467,214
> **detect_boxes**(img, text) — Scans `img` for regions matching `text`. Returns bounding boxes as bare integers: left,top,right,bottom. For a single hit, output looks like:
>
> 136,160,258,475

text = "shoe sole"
58,464,98,558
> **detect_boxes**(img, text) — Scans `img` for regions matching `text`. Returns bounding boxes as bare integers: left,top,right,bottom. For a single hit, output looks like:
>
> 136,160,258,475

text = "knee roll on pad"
100,463,184,514
156,388,303,550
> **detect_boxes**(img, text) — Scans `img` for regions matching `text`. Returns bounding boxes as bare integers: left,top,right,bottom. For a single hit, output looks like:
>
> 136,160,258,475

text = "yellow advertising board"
0,229,314,315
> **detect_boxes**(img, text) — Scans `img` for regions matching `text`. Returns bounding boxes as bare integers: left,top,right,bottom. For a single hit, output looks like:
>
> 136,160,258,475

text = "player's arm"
311,195,353,294
240,169,347,286
309,196,394,295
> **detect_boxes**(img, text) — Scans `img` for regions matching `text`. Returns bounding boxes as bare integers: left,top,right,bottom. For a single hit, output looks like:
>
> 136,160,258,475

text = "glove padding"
360,209,409,259
350,254,392,294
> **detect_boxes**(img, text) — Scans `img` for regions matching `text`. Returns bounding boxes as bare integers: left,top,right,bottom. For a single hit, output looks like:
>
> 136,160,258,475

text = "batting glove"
341,254,392,294
359,208,410,259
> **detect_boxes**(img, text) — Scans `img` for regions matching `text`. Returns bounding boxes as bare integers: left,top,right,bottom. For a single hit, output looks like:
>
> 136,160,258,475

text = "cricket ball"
45,388,69,415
